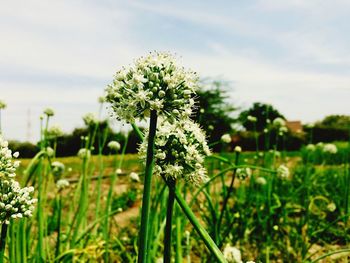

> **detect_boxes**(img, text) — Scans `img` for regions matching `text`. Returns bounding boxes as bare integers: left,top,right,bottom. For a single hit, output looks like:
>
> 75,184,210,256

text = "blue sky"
1,0,350,141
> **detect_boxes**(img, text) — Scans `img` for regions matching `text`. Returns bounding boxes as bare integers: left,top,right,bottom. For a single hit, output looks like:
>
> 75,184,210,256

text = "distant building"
286,121,303,133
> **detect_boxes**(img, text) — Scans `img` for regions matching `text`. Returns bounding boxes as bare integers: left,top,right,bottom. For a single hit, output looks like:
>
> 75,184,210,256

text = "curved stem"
164,180,176,263
138,110,158,263
160,176,227,263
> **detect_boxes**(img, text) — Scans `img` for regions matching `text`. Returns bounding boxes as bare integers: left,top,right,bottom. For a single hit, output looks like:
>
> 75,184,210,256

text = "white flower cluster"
221,134,232,143
43,108,54,117
77,148,91,159
0,180,37,224
56,179,70,190
46,147,55,157
129,172,140,182
47,124,63,138
223,245,255,263
107,141,121,151
139,118,210,185
277,164,290,179
105,51,199,123
273,117,286,127
51,161,65,177
0,137,20,179
83,113,98,126
255,177,267,185
223,245,242,263
323,143,337,154
306,144,316,151
236,167,252,180
0,136,36,225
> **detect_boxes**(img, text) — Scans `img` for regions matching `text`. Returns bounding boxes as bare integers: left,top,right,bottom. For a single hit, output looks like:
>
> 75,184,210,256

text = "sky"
1,0,350,142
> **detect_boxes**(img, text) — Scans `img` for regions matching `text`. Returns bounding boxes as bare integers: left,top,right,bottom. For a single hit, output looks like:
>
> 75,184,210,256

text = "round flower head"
77,148,91,159
139,118,210,185
0,100,7,110
98,96,106,104
47,124,63,138
234,146,242,153
316,142,324,148
278,126,288,136
221,134,232,144
323,143,337,154
306,144,315,151
107,141,121,151
129,172,140,182
105,51,199,123
255,176,267,185
51,161,65,177
46,147,55,157
83,113,98,127
327,202,336,212
43,108,55,117
0,179,37,224
236,167,252,180
277,164,290,179
0,136,20,179
273,117,286,127
223,245,242,263
56,179,70,190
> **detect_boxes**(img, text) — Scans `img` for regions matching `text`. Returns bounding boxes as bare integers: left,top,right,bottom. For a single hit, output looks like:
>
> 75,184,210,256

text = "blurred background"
1,0,349,146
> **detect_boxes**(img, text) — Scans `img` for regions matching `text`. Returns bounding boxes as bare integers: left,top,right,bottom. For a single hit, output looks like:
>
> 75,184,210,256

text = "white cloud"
1,0,350,141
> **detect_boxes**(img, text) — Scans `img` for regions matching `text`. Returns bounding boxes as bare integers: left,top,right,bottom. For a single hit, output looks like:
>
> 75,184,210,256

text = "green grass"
4,138,349,262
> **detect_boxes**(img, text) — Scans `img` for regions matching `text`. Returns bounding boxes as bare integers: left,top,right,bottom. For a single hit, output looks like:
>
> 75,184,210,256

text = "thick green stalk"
37,160,46,262
55,196,62,259
175,205,183,263
164,180,176,263
131,122,226,262
0,223,8,263
171,185,227,263
137,110,158,263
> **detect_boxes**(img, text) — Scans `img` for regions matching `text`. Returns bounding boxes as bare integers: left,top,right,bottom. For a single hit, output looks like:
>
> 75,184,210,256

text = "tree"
239,102,285,132
318,115,350,129
192,79,238,144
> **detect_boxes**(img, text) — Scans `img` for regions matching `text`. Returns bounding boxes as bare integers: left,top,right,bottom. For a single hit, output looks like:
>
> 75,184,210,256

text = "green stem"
131,123,144,141
175,206,183,263
216,152,239,243
0,223,8,263
163,179,227,263
137,110,158,263
131,122,226,262
164,180,176,263
55,196,62,259
37,159,46,262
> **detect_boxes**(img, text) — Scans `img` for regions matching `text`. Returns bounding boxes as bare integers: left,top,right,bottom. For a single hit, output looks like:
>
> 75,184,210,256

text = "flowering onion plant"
139,118,210,185
0,136,36,262
106,52,226,263
105,51,198,123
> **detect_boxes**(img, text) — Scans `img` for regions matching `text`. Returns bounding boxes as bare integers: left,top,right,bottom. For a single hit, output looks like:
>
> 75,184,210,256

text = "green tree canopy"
192,79,238,144
239,102,285,132
317,114,350,129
